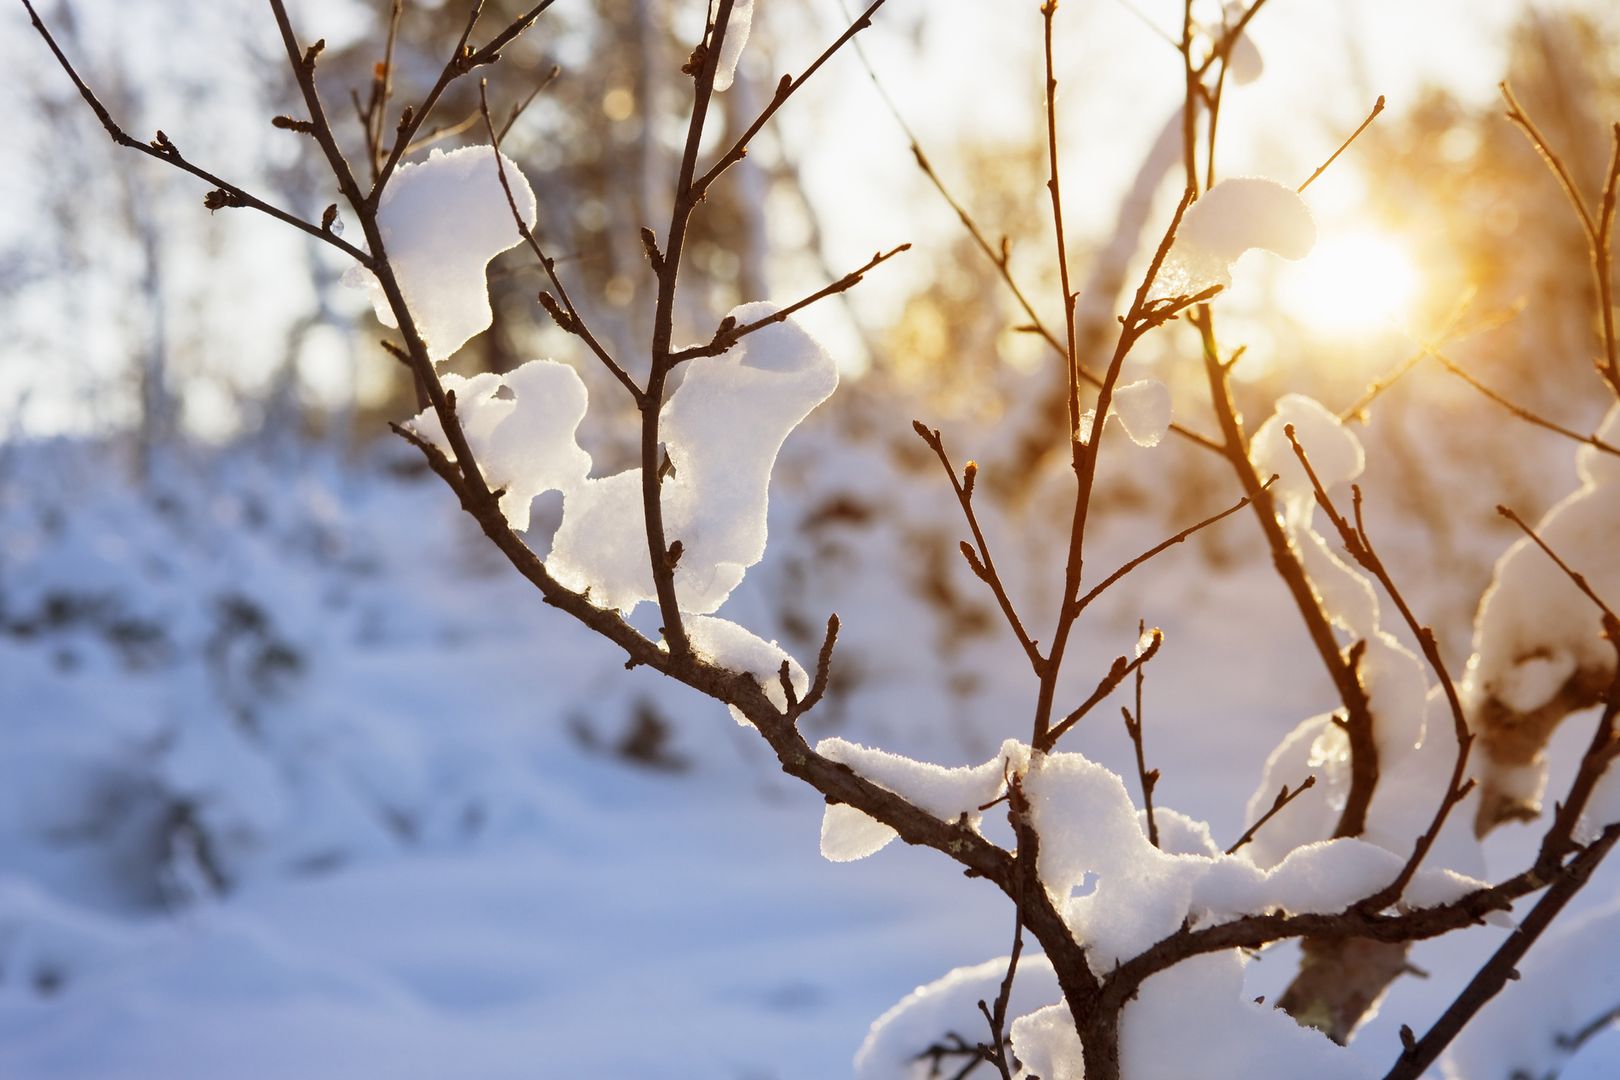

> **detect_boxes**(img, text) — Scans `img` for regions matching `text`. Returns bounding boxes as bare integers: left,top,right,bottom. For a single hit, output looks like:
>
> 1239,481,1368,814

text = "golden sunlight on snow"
1275,230,1423,339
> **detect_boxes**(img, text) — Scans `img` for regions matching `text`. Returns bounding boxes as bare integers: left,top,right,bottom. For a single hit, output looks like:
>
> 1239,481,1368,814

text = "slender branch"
1427,347,1620,458
1072,480,1267,614
913,422,1044,674
477,82,641,401
1122,620,1161,848
1384,826,1620,1080
1500,82,1597,237
1040,629,1162,752
1297,95,1385,194
21,0,371,265
1225,776,1317,856
372,0,562,200
669,243,912,364
1287,426,1477,909
1501,82,1620,396
690,0,890,201
1497,506,1620,627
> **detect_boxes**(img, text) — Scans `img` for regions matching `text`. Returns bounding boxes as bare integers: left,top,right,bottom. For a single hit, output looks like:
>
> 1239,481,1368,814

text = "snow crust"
1249,393,1365,519
815,738,1028,862
1161,177,1316,294
713,0,756,92
549,303,838,613
356,146,536,363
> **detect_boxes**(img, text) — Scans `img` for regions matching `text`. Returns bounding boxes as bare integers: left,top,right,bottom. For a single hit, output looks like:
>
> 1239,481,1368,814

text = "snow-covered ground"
1,422,1616,1078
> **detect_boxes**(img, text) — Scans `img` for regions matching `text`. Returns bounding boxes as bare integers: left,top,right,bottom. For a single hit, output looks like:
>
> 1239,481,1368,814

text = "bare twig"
1427,347,1620,458
1122,620,1161,848
1297,95,1386,194
690,0,890,202
669,243,912,364
913,422,1044,674
1041,629,1162,752
477,82,641,401
20,0,372,264
1225,777,1317,856
1072,480,1268,614
372,0,563,199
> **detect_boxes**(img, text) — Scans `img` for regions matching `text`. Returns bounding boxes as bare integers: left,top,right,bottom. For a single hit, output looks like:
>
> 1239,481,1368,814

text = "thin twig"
1225,777,1317,856
1072,480,1267,614
478,82,641,401
1297,95,1385,194
372,0,563,200
20,0,371,265
1122,619,1160,848
1041,629,1163,752
669,243,912,364
913,422,1044,674
690,0,890,201
1427,347,1620,458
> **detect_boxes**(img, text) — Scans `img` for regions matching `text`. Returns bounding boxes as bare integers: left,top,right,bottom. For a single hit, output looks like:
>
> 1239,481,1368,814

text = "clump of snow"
1160,177,1316,294
353,146,536,363
1197,2,1264,86
814,739,1028,862
1010,1002,1085,1079
1021,749,1482,967
1112,379,1173,448
1467,403,1620,826
682,614,806,726
713,0,756,92
862,952,1371,1080
549,304,839,613
853,955,1060,1079
1240,393,1489,877
1116,952,1372,1079
1077,380,1172,448
1249,394,1365,518
408,361,592,532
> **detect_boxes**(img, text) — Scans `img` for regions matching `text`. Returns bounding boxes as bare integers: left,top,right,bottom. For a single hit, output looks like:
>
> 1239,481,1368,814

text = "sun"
1276,230,1422,338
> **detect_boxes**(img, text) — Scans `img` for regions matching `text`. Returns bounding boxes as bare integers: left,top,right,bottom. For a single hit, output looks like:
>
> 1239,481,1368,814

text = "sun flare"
1276,231,1422,338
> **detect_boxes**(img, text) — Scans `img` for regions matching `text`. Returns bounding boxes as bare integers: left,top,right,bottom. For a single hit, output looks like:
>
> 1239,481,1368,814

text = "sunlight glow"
1276,231,1422,338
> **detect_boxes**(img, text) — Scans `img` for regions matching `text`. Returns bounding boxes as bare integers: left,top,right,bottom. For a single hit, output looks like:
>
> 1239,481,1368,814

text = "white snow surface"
1161,177,1316,294
1021,750,1483,968
816,738,1028,862
713,0,756,92
356,145,536,363
1250,393,1366,518
408,360,592,532
683,613,807,726
548,302,839,613
1468,401,1620,713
